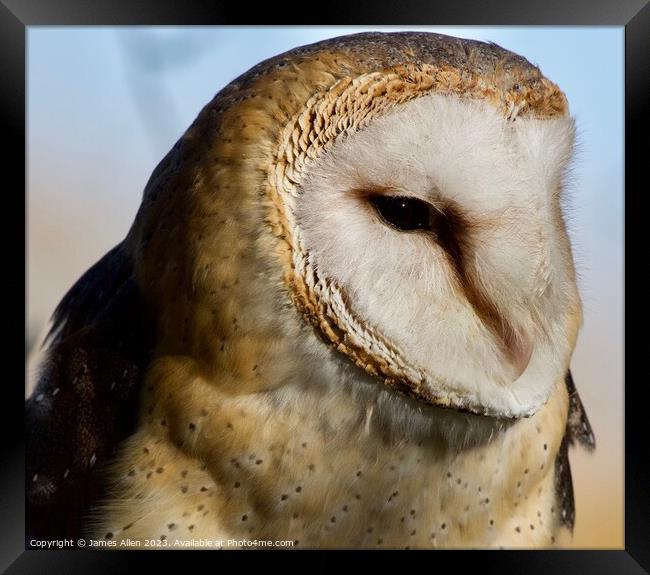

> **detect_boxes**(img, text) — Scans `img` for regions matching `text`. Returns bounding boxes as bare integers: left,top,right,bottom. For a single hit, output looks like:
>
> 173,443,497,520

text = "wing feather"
26,242,153,541
554,369,596,532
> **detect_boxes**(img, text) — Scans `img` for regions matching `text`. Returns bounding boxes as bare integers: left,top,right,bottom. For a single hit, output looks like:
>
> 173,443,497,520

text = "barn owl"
26,31,595,549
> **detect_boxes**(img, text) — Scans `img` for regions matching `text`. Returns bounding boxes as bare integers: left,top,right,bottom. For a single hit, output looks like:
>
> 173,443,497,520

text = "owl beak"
503,332,534,382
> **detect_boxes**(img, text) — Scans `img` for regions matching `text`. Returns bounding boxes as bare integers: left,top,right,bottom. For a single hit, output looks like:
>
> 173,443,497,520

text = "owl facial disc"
270,68,581,419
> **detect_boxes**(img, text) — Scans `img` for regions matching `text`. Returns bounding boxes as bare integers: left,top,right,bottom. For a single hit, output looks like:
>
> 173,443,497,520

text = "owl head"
130,32,581,421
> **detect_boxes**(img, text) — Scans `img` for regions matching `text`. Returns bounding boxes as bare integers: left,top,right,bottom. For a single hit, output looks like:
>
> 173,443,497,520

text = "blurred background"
26,26,623,548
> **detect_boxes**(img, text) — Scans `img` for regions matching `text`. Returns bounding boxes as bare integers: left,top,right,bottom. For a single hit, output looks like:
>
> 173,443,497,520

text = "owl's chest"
96,377,565,549
223,415,559,549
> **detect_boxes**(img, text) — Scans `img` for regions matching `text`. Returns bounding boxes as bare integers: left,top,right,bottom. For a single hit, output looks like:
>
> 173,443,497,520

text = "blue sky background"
27,26,623,547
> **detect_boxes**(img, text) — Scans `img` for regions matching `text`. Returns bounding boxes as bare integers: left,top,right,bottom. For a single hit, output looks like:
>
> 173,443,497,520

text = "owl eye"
369,195,434,232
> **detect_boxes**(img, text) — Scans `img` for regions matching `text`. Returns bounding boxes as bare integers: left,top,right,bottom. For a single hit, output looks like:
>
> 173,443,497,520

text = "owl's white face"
294,93,581,418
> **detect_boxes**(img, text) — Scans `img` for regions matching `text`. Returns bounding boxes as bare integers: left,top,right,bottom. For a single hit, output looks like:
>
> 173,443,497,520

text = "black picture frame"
6,0,645,572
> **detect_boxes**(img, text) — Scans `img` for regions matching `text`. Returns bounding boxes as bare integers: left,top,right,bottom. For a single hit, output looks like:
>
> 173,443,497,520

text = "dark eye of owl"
369,195,434,232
